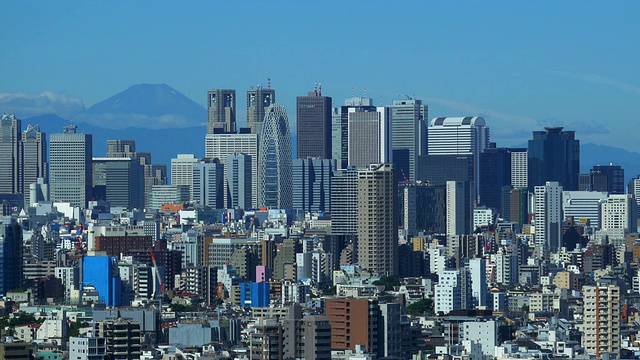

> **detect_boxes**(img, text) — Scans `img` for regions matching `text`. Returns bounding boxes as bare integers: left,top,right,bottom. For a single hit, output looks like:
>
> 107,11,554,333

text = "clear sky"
1,1,638,150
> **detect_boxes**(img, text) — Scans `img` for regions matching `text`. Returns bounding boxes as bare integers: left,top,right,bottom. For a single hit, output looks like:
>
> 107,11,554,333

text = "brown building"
0,341,31,359
95,235,152,256
325,298,381,356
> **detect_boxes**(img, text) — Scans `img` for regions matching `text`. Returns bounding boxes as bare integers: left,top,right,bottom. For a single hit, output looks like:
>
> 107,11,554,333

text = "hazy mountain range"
4,83,639,183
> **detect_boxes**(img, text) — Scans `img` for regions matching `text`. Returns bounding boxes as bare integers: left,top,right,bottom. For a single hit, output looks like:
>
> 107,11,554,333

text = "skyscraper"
258,103,293,209
296,85,332,159
330,167,359,236
336,97,377,169
0,113,21,194
205,133,258,208
193,158,224,209
580,164,625,194
207,89,236,134
534,181,563,253
92,157,145,209
528,127,580,191
49,121,93,208
446,181,472,236
171,154,198,201
225,153,252,210
510,149,528,188
21,124,46,197
388,98,427,182
428,116,490,200
0,216,23,295
292,158,336,213
247,85,275,136
348,107,392,169
357,163,397,276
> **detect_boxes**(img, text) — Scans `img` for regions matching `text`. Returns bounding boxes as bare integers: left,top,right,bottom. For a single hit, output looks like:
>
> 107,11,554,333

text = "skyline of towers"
296,85,332,159
49,121,93,208
258,103,293,209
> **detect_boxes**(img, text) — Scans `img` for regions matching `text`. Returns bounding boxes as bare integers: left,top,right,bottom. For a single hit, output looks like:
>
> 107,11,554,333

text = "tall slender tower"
337,97,377,170
582,285,621,357
21,124,46,194
534,181,563,253
357,163,397,276
49,121,93,208
296,84,332,159
207,89,236,134
247,84,275,135
347,107,392,169
0,113,21,194
388,98,427,182
258,103,292,209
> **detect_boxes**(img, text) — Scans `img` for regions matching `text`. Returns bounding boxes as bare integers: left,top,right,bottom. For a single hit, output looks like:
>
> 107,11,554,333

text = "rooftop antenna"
364,87,367,97
267,78,271,89
351,87,354,97
314,82,317,94
319,83,322,96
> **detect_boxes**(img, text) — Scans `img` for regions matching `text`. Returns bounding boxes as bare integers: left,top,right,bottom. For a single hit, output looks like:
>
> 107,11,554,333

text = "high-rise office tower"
21,124,46,195
193,158,224,209
400,182,447,236
331,108,342,163
0,113,21,194
534,181,563,253
225,153,252,209
510,149,528,188
205,133,258,208
418,154,474,187
92,157,145,209
207,89,236,134
428,116,490,201
144,165,167,209
106,139,136,156
336,97,377,169
562,191,608,229
579,164,625,194
446,181,472,236
357,163,397,276
49,121,92,208
528,127,580,191
330,167,359,236
0,216,23,296
105,139,158,209
389,98,427,182
247,84,275,136
258,103,293,209
628,175,640,214
582,285,621,358
171,154,198,201
599,194,637,247
292,158,336,213
297,85,332,159
478,145,512,210
348,107,392,169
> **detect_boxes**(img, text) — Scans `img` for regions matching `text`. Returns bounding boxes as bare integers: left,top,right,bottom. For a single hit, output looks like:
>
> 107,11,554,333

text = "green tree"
407,298,434,316
372,276,400,291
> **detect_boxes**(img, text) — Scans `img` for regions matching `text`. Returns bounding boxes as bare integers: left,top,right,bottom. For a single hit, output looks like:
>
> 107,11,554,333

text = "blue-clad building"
0,217,23,296
82,256,121,307
240,282,270,308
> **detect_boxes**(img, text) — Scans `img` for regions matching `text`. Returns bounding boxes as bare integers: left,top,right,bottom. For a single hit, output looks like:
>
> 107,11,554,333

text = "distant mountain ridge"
74,83,206,129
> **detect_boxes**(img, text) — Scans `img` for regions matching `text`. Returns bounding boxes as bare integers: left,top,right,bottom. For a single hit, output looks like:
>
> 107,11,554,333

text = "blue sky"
1,1,639,150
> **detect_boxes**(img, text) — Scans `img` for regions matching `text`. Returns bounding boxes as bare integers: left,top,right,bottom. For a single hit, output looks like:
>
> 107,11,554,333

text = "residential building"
329,167,358,236
283,306,331,360
94,318,141,360
69,334,106,360
357,164,397,276
582,285,621,358
325,298,381,356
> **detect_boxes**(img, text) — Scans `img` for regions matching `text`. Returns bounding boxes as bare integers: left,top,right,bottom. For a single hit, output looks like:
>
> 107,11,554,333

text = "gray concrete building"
207,89,236,134
49,121,92,207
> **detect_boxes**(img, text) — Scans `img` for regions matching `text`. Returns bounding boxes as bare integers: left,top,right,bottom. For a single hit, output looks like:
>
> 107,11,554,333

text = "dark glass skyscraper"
0,217,23,295
579,164,625,194
296,86,332,159
292,158,336,213
528,127,580,191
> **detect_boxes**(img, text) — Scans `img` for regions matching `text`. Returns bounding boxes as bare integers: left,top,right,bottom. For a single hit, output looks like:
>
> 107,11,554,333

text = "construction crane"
149,247,166,299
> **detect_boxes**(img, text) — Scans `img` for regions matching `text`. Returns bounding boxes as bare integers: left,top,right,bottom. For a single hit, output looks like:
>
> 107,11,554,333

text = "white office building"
347,107,392,169
562,191,608,229
511,150,528,188
170,154,198,201
434,270,461,315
